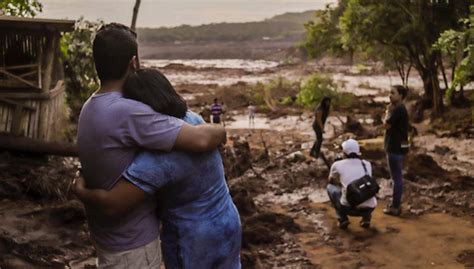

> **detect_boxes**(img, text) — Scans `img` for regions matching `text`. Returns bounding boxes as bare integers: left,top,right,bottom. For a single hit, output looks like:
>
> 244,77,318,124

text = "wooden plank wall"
1,31,67,142
25,100,40,139
0,103,12,133
0,100,41,139
0,31,45,68
46,87,66,141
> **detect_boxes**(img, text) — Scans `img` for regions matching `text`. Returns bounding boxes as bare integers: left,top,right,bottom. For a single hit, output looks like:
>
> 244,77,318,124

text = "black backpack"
346,160,380,207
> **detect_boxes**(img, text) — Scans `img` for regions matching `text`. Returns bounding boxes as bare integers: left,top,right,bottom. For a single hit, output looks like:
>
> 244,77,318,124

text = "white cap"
342,139,361,156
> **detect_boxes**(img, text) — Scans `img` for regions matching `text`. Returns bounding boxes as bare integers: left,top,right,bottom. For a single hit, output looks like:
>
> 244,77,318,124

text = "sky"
37,0,336,28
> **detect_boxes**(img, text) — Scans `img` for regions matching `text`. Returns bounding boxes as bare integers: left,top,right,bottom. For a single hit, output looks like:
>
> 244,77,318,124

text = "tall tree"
434,5,474,104
340,0,470,116
0,0,42,17
302,0,351,61
131,0,142,31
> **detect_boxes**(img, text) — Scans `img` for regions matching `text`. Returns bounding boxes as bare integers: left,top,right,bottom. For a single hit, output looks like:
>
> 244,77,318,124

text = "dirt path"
297,202,474,269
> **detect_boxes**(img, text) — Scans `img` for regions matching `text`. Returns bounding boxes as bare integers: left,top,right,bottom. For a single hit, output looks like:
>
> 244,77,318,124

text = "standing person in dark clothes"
310,97,331,159
211,98,223,124
383,85,409,216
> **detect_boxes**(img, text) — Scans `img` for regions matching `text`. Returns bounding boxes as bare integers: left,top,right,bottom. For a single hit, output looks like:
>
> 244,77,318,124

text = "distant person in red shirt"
211,98,223,124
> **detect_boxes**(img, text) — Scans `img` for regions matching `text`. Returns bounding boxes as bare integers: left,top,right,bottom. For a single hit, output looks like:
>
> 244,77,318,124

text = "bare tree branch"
131,0,142,31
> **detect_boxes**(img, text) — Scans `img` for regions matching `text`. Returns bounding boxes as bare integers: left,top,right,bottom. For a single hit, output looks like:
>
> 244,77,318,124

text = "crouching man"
326,139,377,229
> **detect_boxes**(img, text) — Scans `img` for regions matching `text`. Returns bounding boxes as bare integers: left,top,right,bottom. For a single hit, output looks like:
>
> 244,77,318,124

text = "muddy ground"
139,40,302,61
0,62,473,269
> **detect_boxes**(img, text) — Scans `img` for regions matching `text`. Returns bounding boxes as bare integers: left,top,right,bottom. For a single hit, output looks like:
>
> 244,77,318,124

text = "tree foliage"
0,0,42,17
339,0,470,115
434,5,474,102
302,0,350,60
61,18,103,122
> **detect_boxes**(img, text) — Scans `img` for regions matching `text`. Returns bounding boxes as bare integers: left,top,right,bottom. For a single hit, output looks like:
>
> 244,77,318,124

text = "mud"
0,61,473,269
139,40,300,61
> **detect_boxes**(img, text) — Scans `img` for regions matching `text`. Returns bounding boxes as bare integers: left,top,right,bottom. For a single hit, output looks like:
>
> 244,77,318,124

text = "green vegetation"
250,77,299,111
250,74,353,112
60,19,103,121
302,1,349,60
433,5,474,104
137,10,316,43
296,74,352,109
303,0,471,116
0,0,42,17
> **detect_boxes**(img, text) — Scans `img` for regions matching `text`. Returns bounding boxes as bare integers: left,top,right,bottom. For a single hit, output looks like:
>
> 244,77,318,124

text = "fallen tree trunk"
0,135,78,157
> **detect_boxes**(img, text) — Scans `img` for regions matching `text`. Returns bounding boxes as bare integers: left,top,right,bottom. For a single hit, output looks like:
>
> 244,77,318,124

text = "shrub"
61,18,103,122
250,77,299,111
296,74,353,109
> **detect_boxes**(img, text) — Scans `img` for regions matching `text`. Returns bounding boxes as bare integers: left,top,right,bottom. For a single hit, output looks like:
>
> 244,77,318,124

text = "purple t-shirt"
77,91,184,251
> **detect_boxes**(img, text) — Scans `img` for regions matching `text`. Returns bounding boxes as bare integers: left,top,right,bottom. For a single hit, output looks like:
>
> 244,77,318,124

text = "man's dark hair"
93,23,138,82
345,152,360,159
392,85,408,100
123,69,187,118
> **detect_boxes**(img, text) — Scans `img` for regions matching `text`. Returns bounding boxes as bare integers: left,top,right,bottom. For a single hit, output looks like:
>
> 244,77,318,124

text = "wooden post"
41,33,57,93
37,44,43,89
38,33,58,141
10,103,24,136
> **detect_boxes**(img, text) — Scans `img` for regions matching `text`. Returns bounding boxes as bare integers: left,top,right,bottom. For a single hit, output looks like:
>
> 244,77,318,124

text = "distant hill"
137,10,318,44
266,10,318,24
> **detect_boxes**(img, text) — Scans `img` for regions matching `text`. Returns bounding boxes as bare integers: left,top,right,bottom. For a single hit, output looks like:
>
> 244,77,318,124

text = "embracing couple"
73,23,241,269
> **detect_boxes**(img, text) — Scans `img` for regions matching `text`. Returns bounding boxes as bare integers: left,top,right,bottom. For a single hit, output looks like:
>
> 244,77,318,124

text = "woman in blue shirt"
74,69,241,269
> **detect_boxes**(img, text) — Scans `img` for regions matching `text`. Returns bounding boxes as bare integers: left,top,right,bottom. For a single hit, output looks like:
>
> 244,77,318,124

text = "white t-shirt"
329,158,377,208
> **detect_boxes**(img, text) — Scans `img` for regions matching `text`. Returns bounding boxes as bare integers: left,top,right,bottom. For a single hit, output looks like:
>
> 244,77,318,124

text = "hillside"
137,10,318,44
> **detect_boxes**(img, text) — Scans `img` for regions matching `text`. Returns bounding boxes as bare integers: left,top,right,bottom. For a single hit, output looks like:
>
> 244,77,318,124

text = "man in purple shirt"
211,98,223,124
77,23,226,268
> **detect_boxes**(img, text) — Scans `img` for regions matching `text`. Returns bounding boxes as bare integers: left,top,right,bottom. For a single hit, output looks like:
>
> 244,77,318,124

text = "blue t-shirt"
77,91,184,251
124,111,241,269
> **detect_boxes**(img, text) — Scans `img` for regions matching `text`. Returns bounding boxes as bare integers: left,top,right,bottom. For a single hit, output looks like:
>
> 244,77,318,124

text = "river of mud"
0,60,473,269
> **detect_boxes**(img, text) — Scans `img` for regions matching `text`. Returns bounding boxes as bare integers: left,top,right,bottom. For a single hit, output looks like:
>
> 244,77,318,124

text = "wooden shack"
0,16,74,143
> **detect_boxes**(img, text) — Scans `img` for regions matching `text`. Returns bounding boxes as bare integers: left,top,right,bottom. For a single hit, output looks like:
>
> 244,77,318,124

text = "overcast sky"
37,0,336,28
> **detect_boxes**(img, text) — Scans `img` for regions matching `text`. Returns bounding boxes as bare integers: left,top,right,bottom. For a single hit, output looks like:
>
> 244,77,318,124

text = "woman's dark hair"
392,85,408,100
321,96,331,110
123,69,187,118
